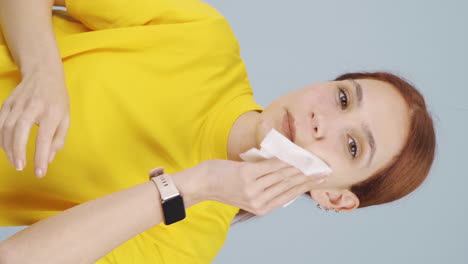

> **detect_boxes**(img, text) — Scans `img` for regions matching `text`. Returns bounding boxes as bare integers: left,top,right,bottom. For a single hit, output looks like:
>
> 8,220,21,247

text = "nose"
311,112,325,139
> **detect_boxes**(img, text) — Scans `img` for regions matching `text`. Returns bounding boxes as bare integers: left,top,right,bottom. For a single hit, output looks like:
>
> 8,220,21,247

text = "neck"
227,110,262,161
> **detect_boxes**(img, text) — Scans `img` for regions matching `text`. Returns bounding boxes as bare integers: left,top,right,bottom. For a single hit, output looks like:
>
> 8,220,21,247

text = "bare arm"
0,0,63,75
0,156,328,263
0,165,206,264
0,0,72,177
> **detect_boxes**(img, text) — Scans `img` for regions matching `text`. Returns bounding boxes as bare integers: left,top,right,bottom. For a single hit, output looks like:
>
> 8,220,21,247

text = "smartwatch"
149,167,186,225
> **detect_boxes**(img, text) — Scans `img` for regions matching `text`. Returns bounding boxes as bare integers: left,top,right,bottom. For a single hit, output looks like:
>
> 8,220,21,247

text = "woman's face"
256,79,411,209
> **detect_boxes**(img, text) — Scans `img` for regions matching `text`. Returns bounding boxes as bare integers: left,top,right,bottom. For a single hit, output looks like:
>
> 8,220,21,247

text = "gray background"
1,0,467,263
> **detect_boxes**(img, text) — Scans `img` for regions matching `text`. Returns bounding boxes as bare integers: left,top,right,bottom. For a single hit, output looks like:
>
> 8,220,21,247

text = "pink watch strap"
148,167,181,200
149,167,164,180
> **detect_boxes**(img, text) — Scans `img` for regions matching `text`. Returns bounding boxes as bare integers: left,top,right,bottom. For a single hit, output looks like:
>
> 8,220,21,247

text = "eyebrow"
349,79,376,167
362,123,376,168
351,79,363,106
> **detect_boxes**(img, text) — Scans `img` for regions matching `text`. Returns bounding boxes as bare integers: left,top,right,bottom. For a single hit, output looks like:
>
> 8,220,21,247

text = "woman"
0,0,436,263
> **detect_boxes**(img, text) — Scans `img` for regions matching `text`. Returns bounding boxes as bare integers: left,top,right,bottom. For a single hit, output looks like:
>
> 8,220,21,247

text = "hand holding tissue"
239,128,332,207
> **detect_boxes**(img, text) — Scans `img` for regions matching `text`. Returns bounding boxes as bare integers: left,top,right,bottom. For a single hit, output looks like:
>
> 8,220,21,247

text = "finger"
0,101,12,150
258,118,274,139
251,157,291,179
256,166,303,190
2,105,24,167
12,108,40,170
0,85,23,150
265,177,327,211
34,116,60,178
48,114,70,163
260,173,326,207
13,102,39,170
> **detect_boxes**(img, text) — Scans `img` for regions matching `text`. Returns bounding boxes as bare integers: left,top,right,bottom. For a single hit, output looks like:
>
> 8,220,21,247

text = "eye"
348,137,358,159
338,88,348,110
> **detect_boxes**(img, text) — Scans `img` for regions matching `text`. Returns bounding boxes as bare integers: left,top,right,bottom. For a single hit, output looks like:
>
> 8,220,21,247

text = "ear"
309,189,360,211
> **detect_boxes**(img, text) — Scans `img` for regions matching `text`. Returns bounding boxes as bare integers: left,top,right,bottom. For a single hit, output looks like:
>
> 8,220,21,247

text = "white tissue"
239,128,332,207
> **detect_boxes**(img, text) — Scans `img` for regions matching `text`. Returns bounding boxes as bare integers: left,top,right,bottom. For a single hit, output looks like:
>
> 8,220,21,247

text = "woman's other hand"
0,67,70,178
200,158,328,216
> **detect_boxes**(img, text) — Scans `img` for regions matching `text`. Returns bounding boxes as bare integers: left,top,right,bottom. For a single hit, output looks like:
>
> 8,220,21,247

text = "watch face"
162,196,186,225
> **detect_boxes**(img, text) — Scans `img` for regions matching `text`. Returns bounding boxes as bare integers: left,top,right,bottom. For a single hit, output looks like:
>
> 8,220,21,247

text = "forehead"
356,79,410,170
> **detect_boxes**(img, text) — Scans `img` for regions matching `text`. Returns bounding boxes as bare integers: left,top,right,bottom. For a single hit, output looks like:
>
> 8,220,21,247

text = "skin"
227,79,411,212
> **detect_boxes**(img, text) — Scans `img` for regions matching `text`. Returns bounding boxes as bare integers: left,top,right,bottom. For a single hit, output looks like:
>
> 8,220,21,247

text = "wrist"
171,164,208,206
19,55,64,78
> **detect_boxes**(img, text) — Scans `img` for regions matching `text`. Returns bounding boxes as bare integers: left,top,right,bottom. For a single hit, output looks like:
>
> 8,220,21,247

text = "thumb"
258,119,274,141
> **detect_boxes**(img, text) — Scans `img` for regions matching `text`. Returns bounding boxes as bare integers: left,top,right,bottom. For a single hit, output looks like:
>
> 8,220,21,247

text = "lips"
282,110,296,143
287,111,296,142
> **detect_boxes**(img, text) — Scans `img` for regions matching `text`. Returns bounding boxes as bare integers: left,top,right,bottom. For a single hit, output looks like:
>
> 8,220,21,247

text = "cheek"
317,149,357,187
306,136,350,185
306,138,343,170
305,89,332,108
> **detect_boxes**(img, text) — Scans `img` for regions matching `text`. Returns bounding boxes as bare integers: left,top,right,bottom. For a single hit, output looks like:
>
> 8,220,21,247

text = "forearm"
0,168,206,264
0,0,63,75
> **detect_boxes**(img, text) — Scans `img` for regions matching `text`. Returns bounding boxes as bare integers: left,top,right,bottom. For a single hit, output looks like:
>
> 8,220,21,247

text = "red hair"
232,71,436,225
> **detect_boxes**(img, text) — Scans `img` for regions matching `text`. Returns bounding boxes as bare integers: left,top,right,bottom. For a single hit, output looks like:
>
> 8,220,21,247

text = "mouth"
282,110,296,143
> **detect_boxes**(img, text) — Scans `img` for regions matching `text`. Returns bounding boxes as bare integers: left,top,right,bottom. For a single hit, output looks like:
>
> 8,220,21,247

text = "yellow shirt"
0,0,263,263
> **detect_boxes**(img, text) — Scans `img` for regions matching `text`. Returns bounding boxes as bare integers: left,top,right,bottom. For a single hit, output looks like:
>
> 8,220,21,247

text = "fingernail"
15,159,24,171
314,173,327,179
8,155,13,166
316,178,326,185
48,151,56,163
36,168,44,178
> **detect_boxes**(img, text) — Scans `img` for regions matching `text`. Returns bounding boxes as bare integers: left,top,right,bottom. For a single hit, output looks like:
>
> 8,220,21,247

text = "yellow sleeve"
66,0,223,30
